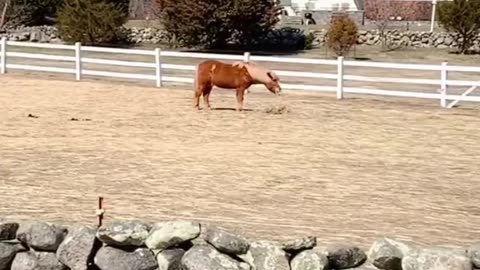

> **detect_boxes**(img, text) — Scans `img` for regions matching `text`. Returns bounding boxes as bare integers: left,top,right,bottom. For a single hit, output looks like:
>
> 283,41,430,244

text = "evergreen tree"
159,0,281,49
437,0,480,54
56,0,128,45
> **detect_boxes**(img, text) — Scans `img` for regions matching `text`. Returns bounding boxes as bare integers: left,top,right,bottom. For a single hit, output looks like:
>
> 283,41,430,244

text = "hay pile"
264,104,290,114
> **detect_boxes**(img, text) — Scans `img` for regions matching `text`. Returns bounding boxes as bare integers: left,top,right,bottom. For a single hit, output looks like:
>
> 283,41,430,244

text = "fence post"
1,37,6,74
155,48,162,87
337,56,344,99
75,42,82,81
243,52,250,63
440,61,448,108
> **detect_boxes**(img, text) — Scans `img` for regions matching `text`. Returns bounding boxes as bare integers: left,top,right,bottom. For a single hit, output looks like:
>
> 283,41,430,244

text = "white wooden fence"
1,37,480,108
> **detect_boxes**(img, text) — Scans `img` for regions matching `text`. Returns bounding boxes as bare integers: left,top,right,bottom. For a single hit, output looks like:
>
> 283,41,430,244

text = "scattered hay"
70,118,92,121
264,104,290,115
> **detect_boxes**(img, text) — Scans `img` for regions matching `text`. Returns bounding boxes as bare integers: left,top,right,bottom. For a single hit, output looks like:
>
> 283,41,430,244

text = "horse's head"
234,62,282,95
265,71,281,95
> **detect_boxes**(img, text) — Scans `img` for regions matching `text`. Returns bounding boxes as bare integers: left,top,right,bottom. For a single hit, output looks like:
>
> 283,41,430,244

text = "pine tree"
437,0,480,54
158,0,281,50
56,0,128,45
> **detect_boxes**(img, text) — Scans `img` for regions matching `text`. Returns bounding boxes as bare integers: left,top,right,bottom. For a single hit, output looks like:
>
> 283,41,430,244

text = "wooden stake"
96,197,105,227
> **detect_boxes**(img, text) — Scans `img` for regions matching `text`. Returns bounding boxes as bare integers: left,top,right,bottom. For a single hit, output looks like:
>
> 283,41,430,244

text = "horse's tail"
193,64,201,91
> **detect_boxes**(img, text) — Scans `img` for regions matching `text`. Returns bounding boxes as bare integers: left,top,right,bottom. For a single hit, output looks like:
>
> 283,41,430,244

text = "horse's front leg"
236,87,246,111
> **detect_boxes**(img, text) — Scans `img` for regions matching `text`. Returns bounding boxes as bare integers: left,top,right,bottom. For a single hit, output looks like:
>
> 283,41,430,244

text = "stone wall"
3,25,480,52
0,26,62,44
0,219,479,270
313,29,480,51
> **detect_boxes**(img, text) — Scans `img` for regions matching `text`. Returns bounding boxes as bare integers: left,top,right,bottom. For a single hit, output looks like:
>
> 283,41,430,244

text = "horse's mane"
232,61,258,69
231,61,279,83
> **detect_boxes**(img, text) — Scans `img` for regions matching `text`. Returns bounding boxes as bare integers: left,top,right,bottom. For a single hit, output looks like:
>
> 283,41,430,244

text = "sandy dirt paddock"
1,74,479,249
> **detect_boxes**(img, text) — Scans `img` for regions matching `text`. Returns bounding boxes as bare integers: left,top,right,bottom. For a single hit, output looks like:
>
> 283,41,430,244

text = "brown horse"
193,60,281,111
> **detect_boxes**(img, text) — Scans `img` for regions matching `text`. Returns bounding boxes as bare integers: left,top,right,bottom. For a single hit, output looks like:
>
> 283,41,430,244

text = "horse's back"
198,60,234,73
197,60,250,89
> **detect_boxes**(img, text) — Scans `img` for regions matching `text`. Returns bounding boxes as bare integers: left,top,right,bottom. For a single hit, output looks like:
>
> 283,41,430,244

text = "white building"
286,0,363,11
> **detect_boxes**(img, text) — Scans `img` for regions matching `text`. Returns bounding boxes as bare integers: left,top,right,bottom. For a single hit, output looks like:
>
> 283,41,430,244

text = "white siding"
291,0,360,11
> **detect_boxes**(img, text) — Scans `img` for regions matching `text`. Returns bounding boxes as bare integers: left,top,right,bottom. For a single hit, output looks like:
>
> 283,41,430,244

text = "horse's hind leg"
194,88,202,110
203,86,213,109
194,65,208,110
194,83,212,110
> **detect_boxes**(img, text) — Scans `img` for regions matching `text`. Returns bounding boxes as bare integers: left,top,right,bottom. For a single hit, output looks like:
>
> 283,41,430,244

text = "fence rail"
1,37,480,108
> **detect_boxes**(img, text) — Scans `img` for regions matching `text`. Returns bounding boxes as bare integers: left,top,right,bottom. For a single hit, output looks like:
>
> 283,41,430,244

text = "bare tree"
364,0,429,50
0,0,12,30
128,0,155,19
151,0,164,19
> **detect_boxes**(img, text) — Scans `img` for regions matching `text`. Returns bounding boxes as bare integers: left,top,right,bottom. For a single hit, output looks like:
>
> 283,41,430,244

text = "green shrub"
158,0,281,50
326,14,358,56
230,0,282,49
437,0,480,54
304,31,316,50
1,0,63,29
14,0,62,26
247,27,315,52
56,0,128,45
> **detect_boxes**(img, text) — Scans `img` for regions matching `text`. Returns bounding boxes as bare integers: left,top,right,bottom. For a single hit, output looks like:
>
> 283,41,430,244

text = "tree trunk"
0,0,12,30
129,0,153,19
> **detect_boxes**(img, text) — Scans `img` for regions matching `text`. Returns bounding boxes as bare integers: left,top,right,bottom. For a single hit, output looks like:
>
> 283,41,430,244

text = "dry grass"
1,74,480,250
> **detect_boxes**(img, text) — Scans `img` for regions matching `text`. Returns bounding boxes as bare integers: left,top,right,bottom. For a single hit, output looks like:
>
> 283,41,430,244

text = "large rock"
468,242,480,268
0,243,18,270
30,31,41,42
17,222,67,252
0,221,19,241
145,221,200,251
10,251,68,270
56,225,97,270
181,244,249,270
402,248,472,270
190,237,208,247
290,249,329,270
367,238,411,270
94,246,158,270
157,248,185,270
205,226,249,255
349,262,379,270
96,220,150,247
247,241,289,270
17,32,30,41
326,245,367,269
282,236,317,254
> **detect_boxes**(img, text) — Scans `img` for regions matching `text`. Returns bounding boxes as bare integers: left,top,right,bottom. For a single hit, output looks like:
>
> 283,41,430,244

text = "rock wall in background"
311,29,480,51
0,219,479,270
2,25,480,52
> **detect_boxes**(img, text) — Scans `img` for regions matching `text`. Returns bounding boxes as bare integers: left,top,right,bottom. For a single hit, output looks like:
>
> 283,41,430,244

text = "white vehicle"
278,6,298,19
